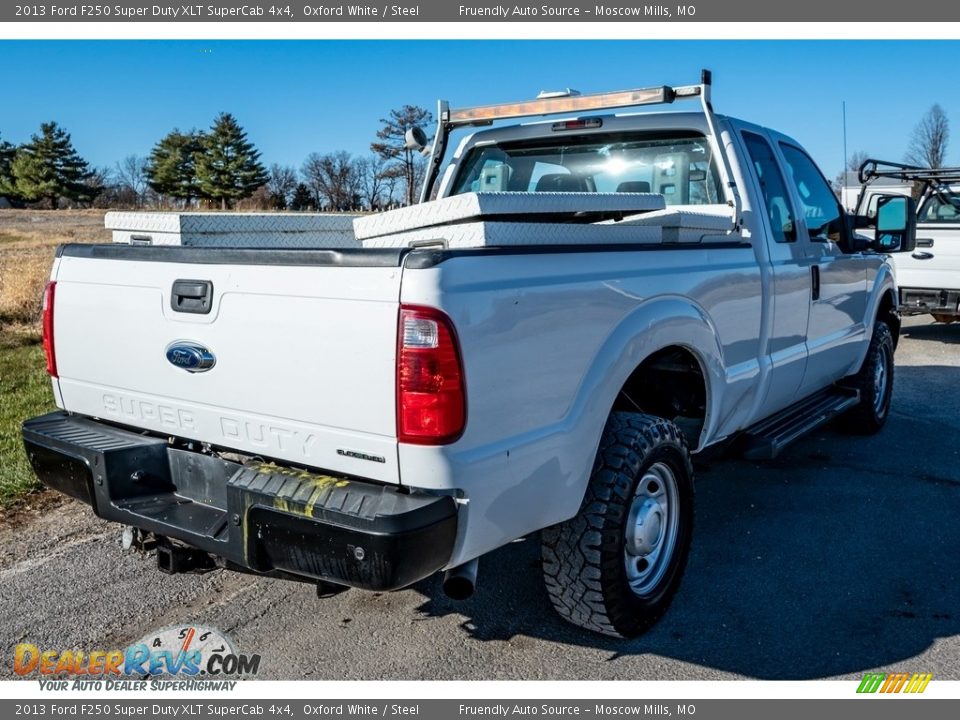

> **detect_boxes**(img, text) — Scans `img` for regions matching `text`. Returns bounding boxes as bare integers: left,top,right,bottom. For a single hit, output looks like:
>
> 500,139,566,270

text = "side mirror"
855,195,917,253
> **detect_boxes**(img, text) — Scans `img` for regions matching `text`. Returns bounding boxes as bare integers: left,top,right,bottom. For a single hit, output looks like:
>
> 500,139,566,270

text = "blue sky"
1,40,958,180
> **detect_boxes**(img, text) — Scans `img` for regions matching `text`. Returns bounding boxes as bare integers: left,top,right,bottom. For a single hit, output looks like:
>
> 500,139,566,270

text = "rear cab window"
450,131,723,206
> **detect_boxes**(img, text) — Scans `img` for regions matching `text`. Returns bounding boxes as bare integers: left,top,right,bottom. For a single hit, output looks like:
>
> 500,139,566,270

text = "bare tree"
378,164,404,208
301,152,327,209
906,105,950,168
847,150,870,173
371,105,433,205
834,150,871,191
353,155,392,210
413,154,428,201
114,155,149,207
266,164,297,209
301,151,359,210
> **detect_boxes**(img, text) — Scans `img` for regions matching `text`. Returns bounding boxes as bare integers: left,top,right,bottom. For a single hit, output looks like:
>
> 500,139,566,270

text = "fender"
537,295,729,526
851,259,899,372
570,294,725,449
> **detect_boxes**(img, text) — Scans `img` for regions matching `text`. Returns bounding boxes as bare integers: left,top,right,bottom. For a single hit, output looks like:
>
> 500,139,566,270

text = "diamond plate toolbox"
360,221,664,248
352,191,667,240
105,212,360,248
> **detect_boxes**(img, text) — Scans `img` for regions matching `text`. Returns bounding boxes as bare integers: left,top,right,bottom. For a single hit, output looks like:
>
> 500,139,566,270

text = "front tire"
840,321,894,434
541,413,694,638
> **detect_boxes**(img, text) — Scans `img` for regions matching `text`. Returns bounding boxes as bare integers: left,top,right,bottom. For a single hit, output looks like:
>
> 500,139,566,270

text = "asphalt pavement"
2,316,958,680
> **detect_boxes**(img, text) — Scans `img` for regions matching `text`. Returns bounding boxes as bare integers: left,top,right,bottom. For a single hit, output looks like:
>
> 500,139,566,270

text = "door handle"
911,251,934,260
811,265,820,301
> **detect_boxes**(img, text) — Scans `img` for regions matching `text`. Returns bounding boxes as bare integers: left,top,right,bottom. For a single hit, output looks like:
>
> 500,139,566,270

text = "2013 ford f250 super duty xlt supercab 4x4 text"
22,72,918,637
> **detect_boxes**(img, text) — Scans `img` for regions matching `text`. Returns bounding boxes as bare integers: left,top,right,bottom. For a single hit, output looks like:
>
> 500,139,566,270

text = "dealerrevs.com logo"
14,626,260,691
857,672,933,694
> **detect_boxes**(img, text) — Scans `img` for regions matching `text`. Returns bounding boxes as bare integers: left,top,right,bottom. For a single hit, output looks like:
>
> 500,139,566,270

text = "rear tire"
840,321,894,434
541,413,694,638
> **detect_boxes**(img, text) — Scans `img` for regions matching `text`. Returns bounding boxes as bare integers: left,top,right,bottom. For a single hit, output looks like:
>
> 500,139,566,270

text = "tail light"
42,281,57,378
397,305,466,444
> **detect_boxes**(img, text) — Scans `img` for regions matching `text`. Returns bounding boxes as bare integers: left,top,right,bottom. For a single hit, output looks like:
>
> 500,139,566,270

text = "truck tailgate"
50,246,403,484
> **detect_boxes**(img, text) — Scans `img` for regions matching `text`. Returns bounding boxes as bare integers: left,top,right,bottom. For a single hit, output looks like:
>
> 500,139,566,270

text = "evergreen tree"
289,182,313,211
10,122,93,208
146,129,205,206
195,113,267,209
371,105,433,205
0,133,18,199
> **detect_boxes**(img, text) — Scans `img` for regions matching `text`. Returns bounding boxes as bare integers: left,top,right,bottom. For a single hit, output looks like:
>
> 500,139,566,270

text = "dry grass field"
0,210,109,504
0,209,109,328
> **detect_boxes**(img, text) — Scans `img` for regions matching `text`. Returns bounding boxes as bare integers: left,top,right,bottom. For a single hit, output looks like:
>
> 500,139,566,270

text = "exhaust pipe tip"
442,576,475,601
442,558,478,601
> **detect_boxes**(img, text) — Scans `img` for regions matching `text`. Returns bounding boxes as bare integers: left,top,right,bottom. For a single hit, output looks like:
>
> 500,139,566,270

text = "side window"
779,144,844,242
466,154,512,193
919,194,960,222
742,132,796,243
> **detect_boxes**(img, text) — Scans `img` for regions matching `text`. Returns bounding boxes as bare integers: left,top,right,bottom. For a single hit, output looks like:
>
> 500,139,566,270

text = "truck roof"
460,110,719,145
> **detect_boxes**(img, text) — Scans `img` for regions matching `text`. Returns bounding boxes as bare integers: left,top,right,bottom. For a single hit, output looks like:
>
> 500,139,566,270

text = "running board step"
737,387,860,460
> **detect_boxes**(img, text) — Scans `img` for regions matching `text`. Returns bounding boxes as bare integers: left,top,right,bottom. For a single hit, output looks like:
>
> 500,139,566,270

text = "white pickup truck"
858,160,960,322
23,73,918,637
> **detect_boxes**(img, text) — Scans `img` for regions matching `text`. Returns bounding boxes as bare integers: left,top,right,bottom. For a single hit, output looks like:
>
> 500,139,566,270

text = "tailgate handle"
171,279,213,315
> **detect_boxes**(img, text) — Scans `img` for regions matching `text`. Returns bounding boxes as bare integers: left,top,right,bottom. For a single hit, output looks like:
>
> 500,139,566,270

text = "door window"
780,144,844,243
919,189,960,222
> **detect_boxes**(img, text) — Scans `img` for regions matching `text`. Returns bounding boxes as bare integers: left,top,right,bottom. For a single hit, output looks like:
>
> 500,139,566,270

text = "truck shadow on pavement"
412,364,960,679
901,321,960,344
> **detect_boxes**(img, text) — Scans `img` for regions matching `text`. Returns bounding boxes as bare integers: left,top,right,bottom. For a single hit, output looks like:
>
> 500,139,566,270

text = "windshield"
450,131,723,206
918,187,960,223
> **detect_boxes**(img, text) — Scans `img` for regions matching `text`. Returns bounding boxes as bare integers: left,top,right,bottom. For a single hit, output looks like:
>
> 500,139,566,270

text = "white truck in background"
858,160,960,322
23,72,918,637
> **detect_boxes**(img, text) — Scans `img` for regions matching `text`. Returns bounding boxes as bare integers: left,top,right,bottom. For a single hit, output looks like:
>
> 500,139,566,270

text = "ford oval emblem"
165,342,216,373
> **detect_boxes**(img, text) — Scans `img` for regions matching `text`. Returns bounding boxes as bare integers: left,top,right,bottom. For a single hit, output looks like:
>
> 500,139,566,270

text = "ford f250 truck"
22,72,918,637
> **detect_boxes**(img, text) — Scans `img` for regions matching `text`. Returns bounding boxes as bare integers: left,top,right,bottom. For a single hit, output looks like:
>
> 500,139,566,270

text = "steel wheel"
873,342,891,415
624,461,680,597
839,321,894,435
542,413,695,637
